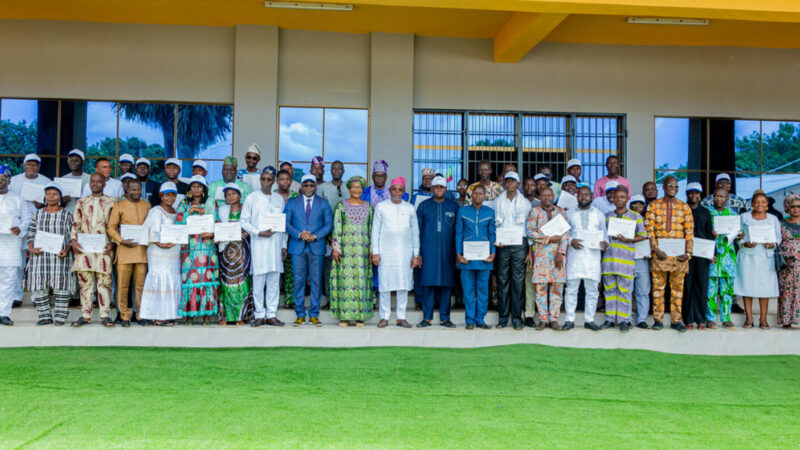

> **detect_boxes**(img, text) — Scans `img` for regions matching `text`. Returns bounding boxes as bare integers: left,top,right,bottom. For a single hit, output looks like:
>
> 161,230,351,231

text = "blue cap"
159,182,177,194
686,182,702,193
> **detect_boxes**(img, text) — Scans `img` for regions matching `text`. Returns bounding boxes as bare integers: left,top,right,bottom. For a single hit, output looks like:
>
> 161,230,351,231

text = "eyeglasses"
245,156,259,160
790,204,800,209
665,184,679,189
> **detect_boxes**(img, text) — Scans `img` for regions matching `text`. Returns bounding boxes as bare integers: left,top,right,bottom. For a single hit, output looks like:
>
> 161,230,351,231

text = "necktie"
305,198,311,221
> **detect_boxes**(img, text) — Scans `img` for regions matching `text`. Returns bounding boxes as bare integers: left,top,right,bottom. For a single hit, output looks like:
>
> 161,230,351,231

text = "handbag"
775,250,787,272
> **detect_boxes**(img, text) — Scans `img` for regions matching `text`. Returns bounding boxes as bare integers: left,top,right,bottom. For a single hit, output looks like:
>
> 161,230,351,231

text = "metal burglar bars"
412,110,626,193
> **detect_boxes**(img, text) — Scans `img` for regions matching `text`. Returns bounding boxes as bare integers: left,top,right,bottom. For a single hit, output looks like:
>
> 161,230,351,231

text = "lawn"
0,345,798,448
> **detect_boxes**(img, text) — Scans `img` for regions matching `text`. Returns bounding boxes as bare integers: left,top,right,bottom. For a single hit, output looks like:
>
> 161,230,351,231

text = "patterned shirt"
602,209,647,278
709,207,738,278
525,205,568,284
70,195,116,274
645,197,694,273
465,181,503,204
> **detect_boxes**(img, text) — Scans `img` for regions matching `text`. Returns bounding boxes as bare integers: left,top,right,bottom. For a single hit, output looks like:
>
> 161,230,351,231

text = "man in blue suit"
285,174,333,326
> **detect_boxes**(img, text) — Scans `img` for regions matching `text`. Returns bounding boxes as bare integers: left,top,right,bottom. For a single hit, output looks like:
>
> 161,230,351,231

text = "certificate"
77,233,106,253
258,212,286,232
693,237,716,260
174,194,186,206
120,224,148,245
713,215,741,236
658,238,686,257
214,187,226,201
186,214,214,235
540,214,570,237
55,177,83,198
748,225,776,244
33,230,64,254
160,224,188,244
214,222,242,242
576,230,605,249
556,191,578,210
21,182,44,203
463,241,490,261
496,227,524,246
607,217,636,240
243,173,260,191
635,240,651,259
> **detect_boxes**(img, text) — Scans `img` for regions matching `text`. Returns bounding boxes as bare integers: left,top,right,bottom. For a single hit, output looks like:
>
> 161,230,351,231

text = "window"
278,106,369,183
413,110,626,193
0,99,234,183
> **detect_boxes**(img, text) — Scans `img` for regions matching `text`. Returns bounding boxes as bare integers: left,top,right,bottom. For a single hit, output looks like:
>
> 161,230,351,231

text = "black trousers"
495,243,528,324
683,257,710,324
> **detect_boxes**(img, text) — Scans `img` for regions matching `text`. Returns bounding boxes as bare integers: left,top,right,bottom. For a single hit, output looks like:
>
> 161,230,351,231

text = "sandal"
355,321,365,327
71,317,91,327
686,324,695,330
101,317,115,327
698,323,706,330
219,320,227,326
783,324,792,329
743,322,754,329
760,321,770,330
338,321,349,327
36,319,53,326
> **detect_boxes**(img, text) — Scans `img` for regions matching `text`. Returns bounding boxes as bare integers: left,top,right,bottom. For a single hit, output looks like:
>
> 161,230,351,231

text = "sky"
278,107,368,164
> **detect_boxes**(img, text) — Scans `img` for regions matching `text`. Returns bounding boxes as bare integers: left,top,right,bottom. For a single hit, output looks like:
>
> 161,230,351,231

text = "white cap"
630,194,645,204
247,143,261,156
165,158,181,167
431,176,447,187
43,183,63,196
67,149,85,160
279,160,292,168
222,182,242,195
119,154,135,164
534,173,549,182
23,154,41,164
188,174,207,187
561,175,577,184
120,173,137,182
605,180,619,191
503,171,520,182
567,158,582,169
301,174,317,184
716,173,731,182
159,182,178,194
135,157,150,167
686,182,702,193
192,160,208,171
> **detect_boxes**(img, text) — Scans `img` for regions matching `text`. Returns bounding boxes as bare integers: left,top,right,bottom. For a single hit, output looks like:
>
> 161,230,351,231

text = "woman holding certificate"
215,183,253,326
139,182,182,326
26,184,75,325
734,190,782,329
176,175,220,324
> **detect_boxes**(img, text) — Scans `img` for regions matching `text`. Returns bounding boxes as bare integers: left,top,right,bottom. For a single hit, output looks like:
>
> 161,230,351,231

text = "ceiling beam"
493,12,567,62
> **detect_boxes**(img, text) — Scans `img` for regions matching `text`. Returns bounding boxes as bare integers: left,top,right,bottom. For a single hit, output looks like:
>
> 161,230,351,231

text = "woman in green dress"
330,176,374,326
215,183,254,325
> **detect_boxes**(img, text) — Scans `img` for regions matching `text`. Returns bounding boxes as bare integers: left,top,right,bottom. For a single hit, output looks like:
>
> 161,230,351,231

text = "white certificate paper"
540,214,570,237
635,240,651,259
258,212,286,232
556,191,578,210
77,233,106,253
214,222,242,242
496,227,524,246
658,238,686,257
120,224,148,245
748,225,776,244
21,182,45,203
577,230,605,249
186,214,214,235
55,177,83,198
214,187,226,201
607,217,636,239
693,237,716,260
33,230,63,254
174,194,186,206
713,215,741,235
243,174,260,191
463,241,490,260
159,224,188,244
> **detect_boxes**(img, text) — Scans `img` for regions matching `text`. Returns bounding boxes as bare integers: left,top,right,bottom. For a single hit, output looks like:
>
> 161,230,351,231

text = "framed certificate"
607,217,636,240
21,182,45,203
55,177,83,198
658,238,685,257
77,233,106,253
120,224,148,245
463,241,490,261
33,230,64,254
258,212,286,232
713,215,741,236
214,222,242,242
693,237,716,260
160,224,188,244
495,227,524,246
186,214,214,235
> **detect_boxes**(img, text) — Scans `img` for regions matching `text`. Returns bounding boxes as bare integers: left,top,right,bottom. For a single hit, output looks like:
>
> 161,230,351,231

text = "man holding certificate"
70,173,115,327
707,188,743,329
564,186,608,331
106,179,151,327
0,165,31,325
682,183,713,330
59,149,91,213
456,185,495,329
645,176,694,332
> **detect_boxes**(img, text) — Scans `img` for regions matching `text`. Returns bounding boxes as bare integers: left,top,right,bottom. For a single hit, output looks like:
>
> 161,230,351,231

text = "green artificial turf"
0,345,798,448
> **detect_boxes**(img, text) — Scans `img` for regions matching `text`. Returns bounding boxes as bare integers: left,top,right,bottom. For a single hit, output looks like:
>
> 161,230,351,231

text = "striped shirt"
601,209,647,278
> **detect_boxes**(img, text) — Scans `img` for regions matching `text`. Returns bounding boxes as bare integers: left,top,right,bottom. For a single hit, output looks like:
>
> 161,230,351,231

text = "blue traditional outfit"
416,193,459,323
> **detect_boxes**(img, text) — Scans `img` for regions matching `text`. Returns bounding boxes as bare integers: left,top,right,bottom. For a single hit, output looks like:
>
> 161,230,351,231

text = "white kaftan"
0,191,31,315
734,212,782,298
371,200,420,292
565,207,607,282
139,206,181,320
241,190,287,275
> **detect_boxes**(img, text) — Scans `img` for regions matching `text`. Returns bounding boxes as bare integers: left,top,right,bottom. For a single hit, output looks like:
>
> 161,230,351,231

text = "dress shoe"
251,318,266,327
562,321,575,330
601,320,615,329
619,322,630,333
396,319,413,328
139,319,153,326
417,320,432,328
584,322,601,331
265,318,285,327
293,317,305,327
476,324,491,330
652,320,664,330
440,320,456,328
671,322,687,332
0,316,13,326
636,322,649,329
414,304,422,310
535,321,547,330
524,318,536,328
549,320,560,330
114,315,122,324
12,300,21,308
465,324,475,330
512,321,524,330
495,322,508,329
377,319,389,328
121,320,131,327
731,303,745,314
309,317,322,327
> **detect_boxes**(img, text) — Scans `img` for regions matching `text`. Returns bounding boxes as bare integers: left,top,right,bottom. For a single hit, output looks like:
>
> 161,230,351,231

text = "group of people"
0,148,798,333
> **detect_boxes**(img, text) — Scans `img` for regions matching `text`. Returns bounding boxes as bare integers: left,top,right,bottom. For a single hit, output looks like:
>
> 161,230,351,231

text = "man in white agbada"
0,165,31,324
564,186,608,331
371,176,420,328
242,166,288,327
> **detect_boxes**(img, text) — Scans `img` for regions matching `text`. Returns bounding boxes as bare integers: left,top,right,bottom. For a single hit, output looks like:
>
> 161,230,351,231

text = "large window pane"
60,101,118,176
0,99,58,157
279,107,323,163
575,116,621,188
323,109,368,163
521,115,568,182
655,118,689,171
413,112,463,192
118,103,175,159
177,104,232,160
761,121,800,173
734,120,761,173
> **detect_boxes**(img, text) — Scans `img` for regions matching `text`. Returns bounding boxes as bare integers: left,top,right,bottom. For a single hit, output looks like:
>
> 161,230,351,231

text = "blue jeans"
461,269,490,325
292,252,324,318
422,286,451,322
633,259,651,324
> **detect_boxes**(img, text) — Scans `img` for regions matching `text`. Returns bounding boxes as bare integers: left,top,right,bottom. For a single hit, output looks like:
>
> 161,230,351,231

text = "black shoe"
636,322,649,329
0,316,12,326
671,322,687,332
54,321,65,326
584,322,601,331
652,320,664,330
440,320,456,328
251,318,266,327
465,324,475,330
121,320,131,327
731,303,745,314
562,321,575,330
114,315,122,324
524,318,535,328
619,322,630,332
512,320,524,330
416,320,432,328
476,324,490,330
496,322,508,329
36,319,53,326
414,304,422,311
265,318,285,327
139,319,152,326
601,320,615,329
101,317,114,327
12,300,21,308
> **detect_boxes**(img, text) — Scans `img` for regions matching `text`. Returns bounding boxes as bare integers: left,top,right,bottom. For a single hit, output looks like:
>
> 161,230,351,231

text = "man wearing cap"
192,160,208,179
106,178,151,326
82,157,124,200
700,173,748,214
207,157,253,214
465,161,503,204
59,149,91,213
120,173,137,199
538,166,561,199
310,156,325,184
410,168,436,209
238,143,262,180
242,166,287,327
557,175,578,211
534,173,551,201
591,180,618,215
493,171,532,330
566,159,583,184
152,158,189,207
0,165,31,322
593,155,630,199
285,174,333,326
118,154,135,176
628,194,652,328
362,160,408,206
683,182,712,329
415,176,459,328
371,176,420,328
70,172,115,327
134,158,159,204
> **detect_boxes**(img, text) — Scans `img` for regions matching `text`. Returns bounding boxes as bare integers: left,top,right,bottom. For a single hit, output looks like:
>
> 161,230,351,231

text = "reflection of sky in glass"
119,108,167,148
292,162,367,183
279,107,322,162
655,117,689,169
323,109,367,163
1,99,38,123
86,102,117,147
522,115,567,149
467,114,515,146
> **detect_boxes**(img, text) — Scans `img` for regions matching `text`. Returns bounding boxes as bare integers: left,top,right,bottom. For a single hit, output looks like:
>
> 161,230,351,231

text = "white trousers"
379,290,408,321
0,266,17,316
565,278,599,323
14,248,25,302
253,272,281,319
